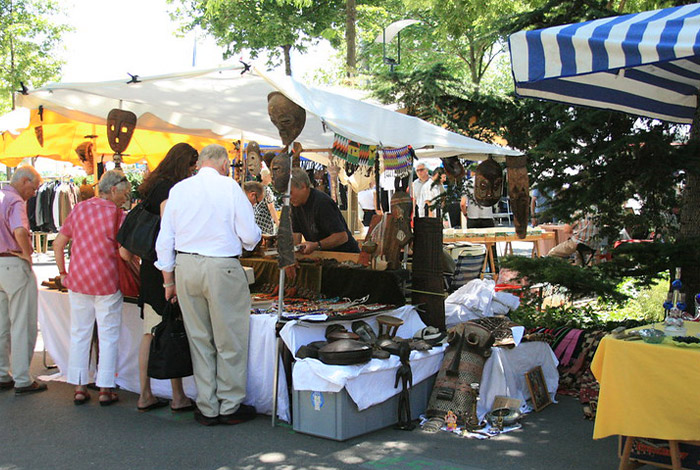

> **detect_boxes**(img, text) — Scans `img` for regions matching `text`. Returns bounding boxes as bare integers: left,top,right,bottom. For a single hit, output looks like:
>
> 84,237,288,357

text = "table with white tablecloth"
39,289,558,424
37,288,290,421
280,305,559,419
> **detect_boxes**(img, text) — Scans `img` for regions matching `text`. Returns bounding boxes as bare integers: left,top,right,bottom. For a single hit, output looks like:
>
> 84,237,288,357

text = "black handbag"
116,202,159,261
147,302,193,379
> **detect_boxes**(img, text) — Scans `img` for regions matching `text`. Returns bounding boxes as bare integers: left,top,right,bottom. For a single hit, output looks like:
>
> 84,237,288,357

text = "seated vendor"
289,167,360,254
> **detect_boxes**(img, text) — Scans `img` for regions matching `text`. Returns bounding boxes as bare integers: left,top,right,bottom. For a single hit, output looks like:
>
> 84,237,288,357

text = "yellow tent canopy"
0,108,235,169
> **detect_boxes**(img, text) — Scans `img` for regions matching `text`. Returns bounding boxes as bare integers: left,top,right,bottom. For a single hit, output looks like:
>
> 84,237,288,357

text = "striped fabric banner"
508,3,700,124
332,133,377,166
382,145,414,177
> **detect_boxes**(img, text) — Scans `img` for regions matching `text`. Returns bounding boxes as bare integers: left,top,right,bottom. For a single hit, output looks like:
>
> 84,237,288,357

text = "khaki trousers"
175,254,250,417
0,257,38,388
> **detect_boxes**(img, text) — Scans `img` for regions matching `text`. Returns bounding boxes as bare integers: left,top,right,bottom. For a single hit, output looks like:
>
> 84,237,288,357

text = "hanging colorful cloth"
382,145,413,177
332,133,377,166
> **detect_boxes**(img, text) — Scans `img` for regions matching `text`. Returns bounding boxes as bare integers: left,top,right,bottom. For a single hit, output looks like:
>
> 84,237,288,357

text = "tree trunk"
345,0,356,78
679,105,700,300
283,45,292,76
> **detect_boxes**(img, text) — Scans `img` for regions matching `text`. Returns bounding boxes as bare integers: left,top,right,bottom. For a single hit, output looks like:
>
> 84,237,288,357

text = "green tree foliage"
0,0,70,113
168,0,345,75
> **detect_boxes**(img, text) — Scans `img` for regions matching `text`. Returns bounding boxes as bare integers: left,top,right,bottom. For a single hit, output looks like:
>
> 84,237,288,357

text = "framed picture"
525,366,552,412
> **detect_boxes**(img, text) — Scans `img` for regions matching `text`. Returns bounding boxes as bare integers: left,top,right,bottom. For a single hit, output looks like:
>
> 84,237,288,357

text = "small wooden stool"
376,315,404,339
618,436,700,470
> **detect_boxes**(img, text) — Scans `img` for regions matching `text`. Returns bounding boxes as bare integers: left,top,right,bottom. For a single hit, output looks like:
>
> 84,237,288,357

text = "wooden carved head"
106,109,137,154
267,92,306,146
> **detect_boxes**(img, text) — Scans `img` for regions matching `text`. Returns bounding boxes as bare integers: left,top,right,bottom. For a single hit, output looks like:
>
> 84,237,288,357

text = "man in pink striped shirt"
0,165,47,394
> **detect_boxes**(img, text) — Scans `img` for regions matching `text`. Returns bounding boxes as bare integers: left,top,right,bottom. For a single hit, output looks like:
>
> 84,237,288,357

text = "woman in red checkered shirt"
54,170,131,406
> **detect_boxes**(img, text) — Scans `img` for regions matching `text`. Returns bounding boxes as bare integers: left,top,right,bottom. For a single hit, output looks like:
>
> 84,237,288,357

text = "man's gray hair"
98,170,129,193
290,167,310,189
11,165,40,184
199,144,229,163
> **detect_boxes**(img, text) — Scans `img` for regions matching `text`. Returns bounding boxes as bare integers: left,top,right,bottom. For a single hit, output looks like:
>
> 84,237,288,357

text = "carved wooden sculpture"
473,157,503,207
246,141,262,177
270,152,291,193
267,92,306,147
106,109,137,168
506,155,530,239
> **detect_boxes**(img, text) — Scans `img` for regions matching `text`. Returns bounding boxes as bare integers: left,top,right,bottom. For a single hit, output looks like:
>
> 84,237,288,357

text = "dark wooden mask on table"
267,92,306,146
246,141,262,177
106,109,137,154
474,157,503,207
271,152,291,193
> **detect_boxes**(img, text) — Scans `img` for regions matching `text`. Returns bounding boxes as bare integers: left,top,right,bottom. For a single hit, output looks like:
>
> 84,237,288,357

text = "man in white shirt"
412,162,430,215
155,144,261,426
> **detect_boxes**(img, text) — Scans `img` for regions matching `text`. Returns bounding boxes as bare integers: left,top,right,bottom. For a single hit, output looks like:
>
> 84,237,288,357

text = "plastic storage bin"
292,374,436,441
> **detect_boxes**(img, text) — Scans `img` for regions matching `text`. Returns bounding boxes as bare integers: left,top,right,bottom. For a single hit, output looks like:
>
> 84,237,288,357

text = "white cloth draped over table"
477,342,559,420
37,289,290,421
282,304,557,416
280,305,444,411
39,290,558,422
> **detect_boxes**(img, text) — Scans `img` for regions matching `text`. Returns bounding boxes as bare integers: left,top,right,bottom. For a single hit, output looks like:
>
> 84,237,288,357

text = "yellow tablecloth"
591,321,700,441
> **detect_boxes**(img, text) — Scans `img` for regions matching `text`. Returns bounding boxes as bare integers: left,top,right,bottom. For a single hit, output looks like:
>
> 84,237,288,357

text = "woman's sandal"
98,391,119,407
73,389,90,405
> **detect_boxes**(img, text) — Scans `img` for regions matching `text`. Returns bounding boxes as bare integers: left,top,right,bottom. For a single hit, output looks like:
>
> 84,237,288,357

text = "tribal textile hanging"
332,133,377,166
382,145,413,177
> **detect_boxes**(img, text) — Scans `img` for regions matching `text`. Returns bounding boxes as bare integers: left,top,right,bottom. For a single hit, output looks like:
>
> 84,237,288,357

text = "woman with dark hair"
420,167,447,218
123,142,198,412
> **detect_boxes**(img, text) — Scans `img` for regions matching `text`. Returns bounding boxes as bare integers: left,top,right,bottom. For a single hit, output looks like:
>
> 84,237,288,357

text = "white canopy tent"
15,64,520,162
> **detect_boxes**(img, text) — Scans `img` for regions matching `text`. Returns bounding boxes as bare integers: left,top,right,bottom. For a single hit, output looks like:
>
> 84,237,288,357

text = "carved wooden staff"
505,155,530,239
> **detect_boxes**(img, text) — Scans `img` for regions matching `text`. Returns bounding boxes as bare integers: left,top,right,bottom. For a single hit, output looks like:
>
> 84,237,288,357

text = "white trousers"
0,257,38,388
66,291,123,388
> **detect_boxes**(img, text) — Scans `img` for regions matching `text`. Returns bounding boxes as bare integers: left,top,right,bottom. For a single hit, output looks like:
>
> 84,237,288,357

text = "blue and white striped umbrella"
509,3,700,124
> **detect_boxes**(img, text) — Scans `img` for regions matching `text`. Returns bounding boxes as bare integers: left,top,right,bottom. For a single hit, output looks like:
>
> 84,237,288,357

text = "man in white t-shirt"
412,162,430,214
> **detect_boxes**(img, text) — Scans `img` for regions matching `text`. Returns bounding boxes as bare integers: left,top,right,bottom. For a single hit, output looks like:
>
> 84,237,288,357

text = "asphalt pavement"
0,250,632,470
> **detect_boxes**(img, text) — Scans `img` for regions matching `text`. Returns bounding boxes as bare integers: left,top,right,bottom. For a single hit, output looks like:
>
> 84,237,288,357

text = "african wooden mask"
267,92,306,146
391,191,414,247
106,109,137,154
246,141,262,177
271,152,291,193
506,155,530,239
474,157,503,207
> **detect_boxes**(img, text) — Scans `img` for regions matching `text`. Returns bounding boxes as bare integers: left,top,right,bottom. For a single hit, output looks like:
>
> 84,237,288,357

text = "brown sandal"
98,391,119,407
74,389,90,405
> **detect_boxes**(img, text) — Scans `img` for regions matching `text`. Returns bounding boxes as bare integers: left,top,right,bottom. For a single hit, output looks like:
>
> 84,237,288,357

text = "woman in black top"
132,143,199,412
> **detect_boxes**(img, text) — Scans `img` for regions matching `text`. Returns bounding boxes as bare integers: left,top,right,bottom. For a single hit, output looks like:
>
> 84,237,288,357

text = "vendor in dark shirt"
290,167,360,254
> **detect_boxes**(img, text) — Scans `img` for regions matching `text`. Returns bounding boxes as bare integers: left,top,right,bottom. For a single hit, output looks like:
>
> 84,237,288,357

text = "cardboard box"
293,374,435,441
